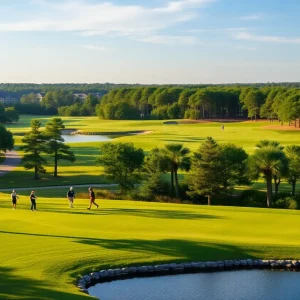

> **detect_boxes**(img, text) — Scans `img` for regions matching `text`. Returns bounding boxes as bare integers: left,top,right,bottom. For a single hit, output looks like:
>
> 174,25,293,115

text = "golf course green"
1,191,300,299
1,115,300,299
2,115,300,189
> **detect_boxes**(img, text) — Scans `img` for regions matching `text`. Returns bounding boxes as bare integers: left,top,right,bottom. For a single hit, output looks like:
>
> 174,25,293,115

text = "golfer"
30,191,37,211
87,187,98,209
67,187,75,208
11,190,19,209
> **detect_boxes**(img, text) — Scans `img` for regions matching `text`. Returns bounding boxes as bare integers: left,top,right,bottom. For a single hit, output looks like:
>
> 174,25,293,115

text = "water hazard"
61,135,112,143
88,270,300,300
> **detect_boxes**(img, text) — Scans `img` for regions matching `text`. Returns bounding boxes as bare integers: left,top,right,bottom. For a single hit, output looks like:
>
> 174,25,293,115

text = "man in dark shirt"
87,187,98,209
30,191,37,211
67,187,75,208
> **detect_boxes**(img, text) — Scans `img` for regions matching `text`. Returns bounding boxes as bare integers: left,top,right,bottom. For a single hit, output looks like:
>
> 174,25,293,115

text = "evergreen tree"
44,118,76,177
188,137,222,205
21,119,47,180
219,143,249,193
0,125,14,152
141,148,170,200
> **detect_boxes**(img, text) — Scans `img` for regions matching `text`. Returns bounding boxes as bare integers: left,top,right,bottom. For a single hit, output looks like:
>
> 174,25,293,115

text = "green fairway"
2,115,300,189
0,192,300,299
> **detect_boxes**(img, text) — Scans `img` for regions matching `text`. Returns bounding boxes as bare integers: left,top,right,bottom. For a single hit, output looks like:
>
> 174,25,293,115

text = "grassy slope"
0,192,300,299
2,115,300,189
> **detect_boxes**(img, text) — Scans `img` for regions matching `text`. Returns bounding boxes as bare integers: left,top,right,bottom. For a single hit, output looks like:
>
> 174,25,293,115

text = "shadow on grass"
0,267,89,300
26,207,224,220
0,231,261,266
76,239,261,264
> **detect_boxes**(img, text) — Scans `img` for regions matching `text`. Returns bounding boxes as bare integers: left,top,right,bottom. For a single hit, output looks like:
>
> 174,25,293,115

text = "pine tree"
188,137,222,205
0,125,14,153
44,118,76,177
21,119,46,180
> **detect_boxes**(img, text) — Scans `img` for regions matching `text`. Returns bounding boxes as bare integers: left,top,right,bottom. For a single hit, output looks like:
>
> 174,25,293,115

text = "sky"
0,0,299,84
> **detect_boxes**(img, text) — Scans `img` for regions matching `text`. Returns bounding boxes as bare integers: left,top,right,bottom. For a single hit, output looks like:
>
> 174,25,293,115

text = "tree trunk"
170,171,174,197
34,166,39,180
54,150,58,177
174,169,179,198
292,180,296,196
266,176,273,208
207,195,211,206
295,119,297,128
202,106,205,120
273,175,281,197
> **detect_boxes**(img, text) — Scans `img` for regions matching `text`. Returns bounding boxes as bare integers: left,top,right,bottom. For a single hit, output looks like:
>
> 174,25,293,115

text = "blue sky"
0,0,299,84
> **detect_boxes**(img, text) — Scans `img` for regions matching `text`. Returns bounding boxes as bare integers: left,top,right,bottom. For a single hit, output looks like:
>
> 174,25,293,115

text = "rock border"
77,259,300,295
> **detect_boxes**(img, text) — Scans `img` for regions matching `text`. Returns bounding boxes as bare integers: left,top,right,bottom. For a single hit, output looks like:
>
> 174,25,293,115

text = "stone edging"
77,259,300,295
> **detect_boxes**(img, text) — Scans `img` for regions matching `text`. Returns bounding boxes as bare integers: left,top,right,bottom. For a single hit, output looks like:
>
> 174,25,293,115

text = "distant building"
90,92,103,99
35,92,46,102
0,96,19,106
72,93,87,101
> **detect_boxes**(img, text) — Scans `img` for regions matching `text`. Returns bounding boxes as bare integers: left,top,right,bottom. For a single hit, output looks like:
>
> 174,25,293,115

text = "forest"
96,85,300,124
1,83,300,123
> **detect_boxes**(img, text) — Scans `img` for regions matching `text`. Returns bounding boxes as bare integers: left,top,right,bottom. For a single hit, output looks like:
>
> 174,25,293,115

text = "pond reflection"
89,270,300,300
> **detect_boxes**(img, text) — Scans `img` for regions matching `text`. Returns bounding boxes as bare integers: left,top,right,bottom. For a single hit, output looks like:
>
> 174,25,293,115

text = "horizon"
1,0,300,84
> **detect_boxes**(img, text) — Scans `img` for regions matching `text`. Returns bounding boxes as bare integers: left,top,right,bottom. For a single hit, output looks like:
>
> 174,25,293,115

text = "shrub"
140,173,170,201
274,195,299,210
239,190,266,208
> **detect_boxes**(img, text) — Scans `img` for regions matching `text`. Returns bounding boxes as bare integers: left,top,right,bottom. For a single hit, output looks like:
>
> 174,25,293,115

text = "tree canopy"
97,143,145,193
0,125,14,153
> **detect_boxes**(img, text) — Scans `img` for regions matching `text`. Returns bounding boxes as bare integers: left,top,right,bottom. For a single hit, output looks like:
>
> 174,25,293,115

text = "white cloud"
132,35,201,45
185,27,250,33
235,32,300,44
0,0,215,45
156,0,216,12
84,45,108,51
240,13,264,20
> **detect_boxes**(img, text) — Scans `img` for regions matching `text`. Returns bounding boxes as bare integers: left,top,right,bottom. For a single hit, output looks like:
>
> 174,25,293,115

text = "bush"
239,190,266,208
274,195,300,210
140,173,170,201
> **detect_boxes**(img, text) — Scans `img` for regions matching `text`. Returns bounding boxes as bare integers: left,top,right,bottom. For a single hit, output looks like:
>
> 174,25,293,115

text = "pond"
88,270,300,300
61,135,112,143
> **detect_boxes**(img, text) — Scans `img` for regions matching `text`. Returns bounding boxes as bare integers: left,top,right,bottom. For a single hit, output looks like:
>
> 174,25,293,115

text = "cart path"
0,150,21,177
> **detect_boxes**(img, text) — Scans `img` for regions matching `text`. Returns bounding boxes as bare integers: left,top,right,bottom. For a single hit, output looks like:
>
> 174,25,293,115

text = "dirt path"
0,183,118,192
0,150,21,177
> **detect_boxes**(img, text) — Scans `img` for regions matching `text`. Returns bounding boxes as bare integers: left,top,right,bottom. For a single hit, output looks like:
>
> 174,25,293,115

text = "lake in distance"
88,270,300,300
62,134,112,143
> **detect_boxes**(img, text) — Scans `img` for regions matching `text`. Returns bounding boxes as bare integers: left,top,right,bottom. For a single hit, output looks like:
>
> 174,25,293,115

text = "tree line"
96,86,300,123
4,84,300,123
16,91,100,116
98,139,300,209
1,82,300,98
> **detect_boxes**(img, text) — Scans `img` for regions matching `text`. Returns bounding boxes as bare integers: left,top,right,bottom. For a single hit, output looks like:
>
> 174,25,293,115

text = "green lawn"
0,193,300,299
2,115,300,190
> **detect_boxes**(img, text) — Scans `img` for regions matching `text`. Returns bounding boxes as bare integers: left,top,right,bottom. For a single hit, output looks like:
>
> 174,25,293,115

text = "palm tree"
248,145,289,208
161,144,191,198
286,145,300,196
256,140,287,196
